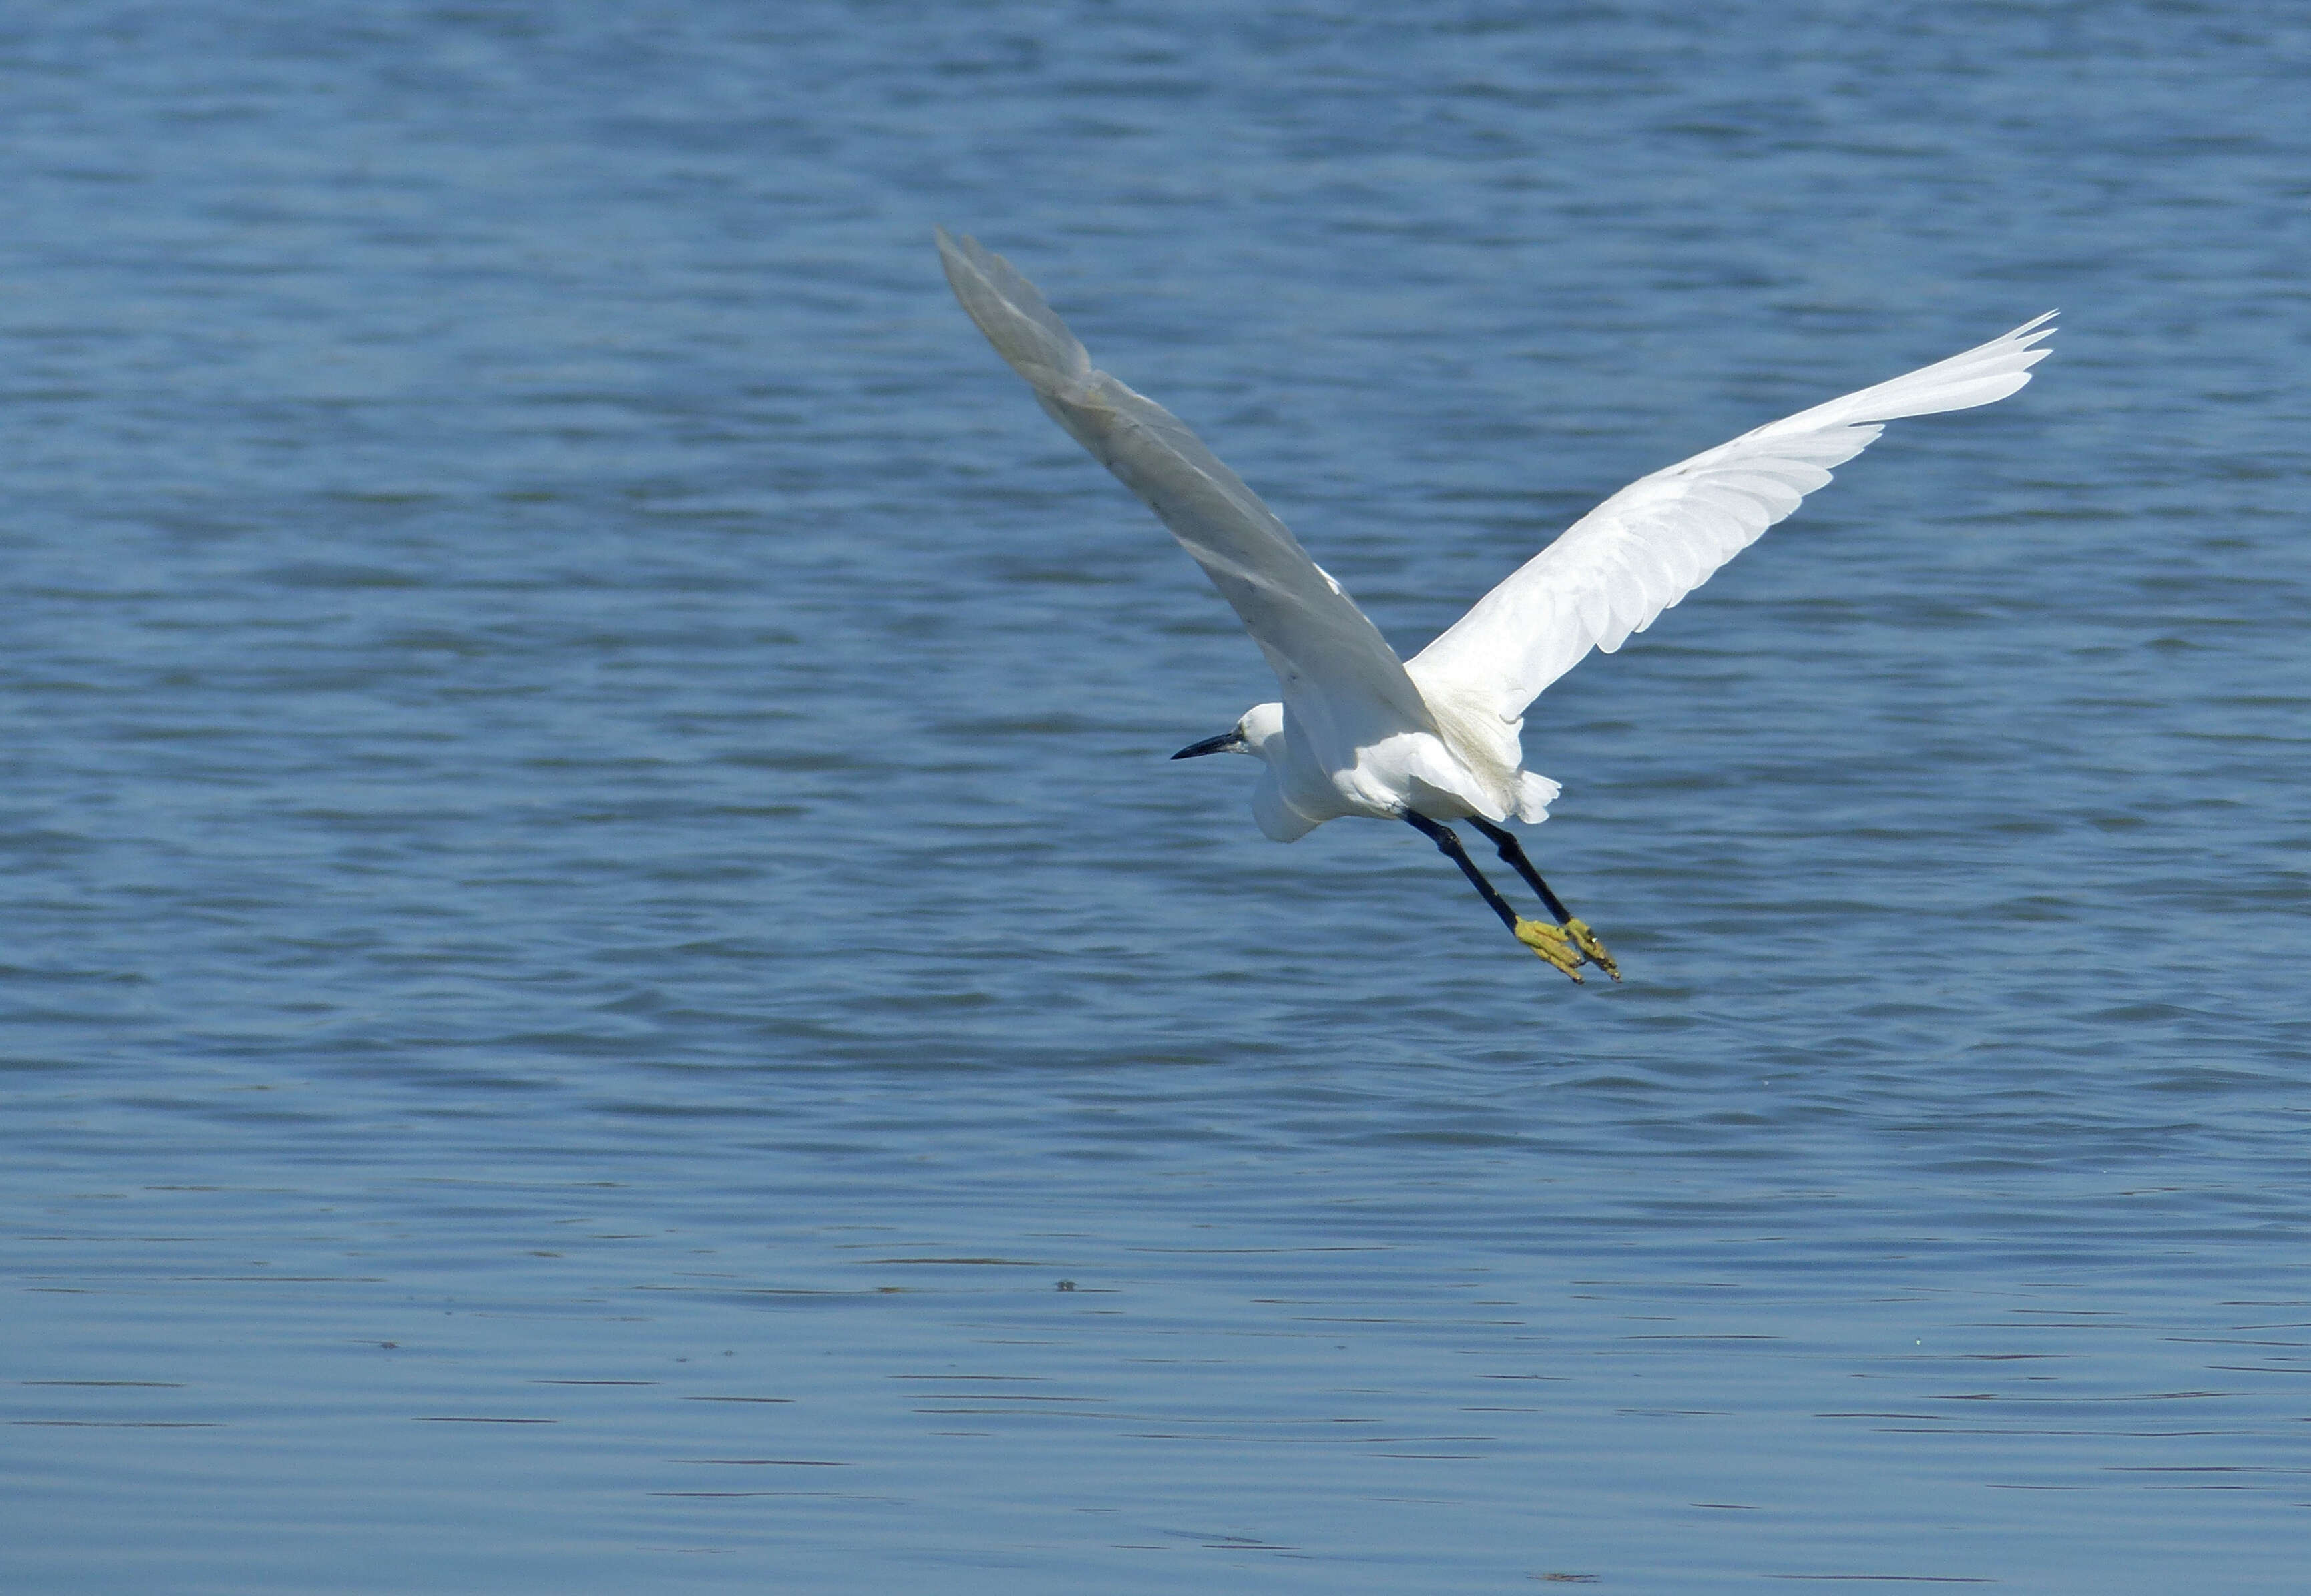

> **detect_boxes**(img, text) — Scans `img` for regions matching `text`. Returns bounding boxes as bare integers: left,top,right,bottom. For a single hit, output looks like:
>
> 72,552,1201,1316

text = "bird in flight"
937,229,2054,982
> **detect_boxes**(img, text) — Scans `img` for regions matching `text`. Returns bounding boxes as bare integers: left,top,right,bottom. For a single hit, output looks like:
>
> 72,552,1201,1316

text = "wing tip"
933,224,986,272
1999,308,2061,362
935,228,1095,389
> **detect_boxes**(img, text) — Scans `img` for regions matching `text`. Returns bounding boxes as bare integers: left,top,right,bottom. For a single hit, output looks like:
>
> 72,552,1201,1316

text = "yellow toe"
1513,918,1587,983
1561,918,1621,982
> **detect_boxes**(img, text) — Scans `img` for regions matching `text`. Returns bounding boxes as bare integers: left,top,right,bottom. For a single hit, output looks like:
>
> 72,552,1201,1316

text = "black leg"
1461,814,1619,982
1401,811,1520,933
1463,814,1572,924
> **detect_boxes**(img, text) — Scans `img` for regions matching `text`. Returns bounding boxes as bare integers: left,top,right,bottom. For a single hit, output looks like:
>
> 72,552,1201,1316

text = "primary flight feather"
937,228,2055,981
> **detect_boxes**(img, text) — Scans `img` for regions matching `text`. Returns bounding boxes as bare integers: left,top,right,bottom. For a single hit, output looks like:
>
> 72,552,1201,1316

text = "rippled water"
5,3,2309,1590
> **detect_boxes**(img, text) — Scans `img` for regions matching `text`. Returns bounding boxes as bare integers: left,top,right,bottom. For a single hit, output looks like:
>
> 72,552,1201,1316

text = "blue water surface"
4,3,2309,1591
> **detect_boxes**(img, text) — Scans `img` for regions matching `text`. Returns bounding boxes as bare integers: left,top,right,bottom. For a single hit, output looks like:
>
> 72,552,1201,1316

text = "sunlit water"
5,3,2309,1591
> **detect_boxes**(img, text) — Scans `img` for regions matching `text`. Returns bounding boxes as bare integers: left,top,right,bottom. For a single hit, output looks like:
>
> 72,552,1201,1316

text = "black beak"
1171,730,1246,760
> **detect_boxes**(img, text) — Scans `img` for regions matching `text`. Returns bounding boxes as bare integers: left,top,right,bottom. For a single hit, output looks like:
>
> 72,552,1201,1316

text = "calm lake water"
4,3,2308,1591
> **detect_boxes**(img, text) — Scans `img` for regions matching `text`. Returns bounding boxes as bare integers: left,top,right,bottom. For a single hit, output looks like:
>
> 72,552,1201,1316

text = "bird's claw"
1513,916,1620,983
1513,918,1587,983
1562,917,1621,982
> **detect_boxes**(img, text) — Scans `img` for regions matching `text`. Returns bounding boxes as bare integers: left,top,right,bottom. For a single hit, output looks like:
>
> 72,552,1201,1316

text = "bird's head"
1171,700,1284,765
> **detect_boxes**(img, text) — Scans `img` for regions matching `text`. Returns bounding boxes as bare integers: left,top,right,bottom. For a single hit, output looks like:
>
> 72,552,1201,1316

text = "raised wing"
1407,312,2058,721
937,229,1437,748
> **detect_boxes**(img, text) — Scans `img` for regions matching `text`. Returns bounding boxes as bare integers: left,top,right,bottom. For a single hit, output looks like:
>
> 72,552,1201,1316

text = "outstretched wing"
1406,312,2058,720
937,229,1437,748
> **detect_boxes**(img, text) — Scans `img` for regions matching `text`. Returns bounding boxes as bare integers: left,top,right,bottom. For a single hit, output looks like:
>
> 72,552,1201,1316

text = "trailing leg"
1402,812,1586,982
1463,815,1619,981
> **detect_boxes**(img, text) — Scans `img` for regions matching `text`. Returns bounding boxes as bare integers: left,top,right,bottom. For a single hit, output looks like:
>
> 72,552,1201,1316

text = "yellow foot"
1562,918,1621,983
1513,918,1587,983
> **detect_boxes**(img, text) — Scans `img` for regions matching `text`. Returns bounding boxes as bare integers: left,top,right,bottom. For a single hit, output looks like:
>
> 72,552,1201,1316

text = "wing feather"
937,229,1436,748
1407,312,2056,720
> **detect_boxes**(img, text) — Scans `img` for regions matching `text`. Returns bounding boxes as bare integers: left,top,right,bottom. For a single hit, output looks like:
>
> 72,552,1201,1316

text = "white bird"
937,229,2055,981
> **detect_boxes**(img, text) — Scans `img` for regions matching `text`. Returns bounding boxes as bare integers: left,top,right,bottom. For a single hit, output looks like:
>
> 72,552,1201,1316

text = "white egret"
937,229,2055,981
